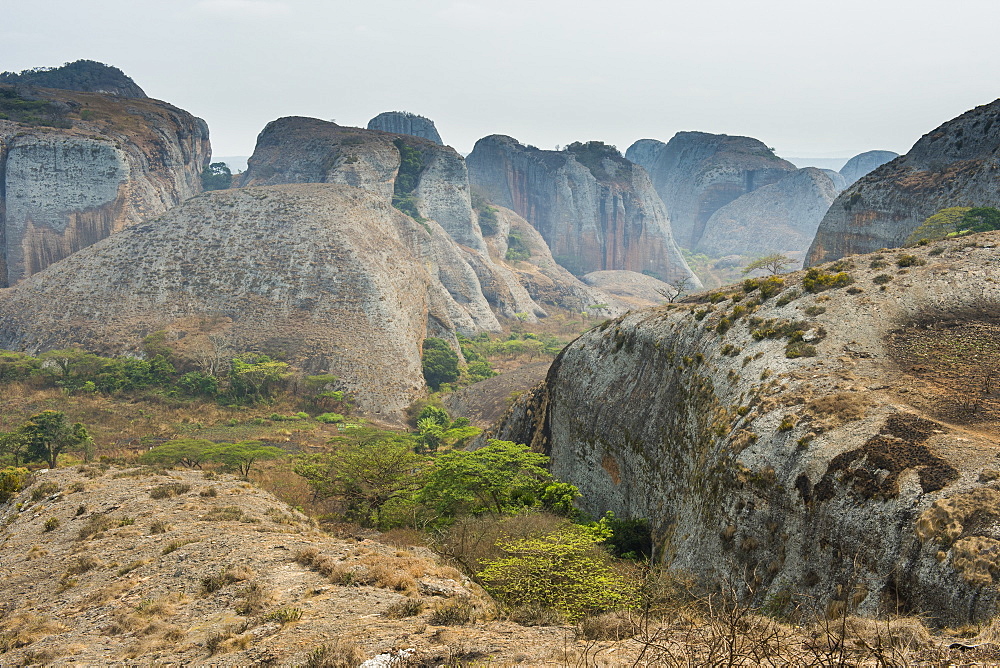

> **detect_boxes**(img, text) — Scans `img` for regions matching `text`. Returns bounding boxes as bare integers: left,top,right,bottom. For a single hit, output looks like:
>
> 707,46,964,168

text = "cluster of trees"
139,438,284,477
0,87,71,128
564,140,630,181
0,411,91,469
0,60,138,93
0,348,299,405
907,206,1000,245
201,162,233,191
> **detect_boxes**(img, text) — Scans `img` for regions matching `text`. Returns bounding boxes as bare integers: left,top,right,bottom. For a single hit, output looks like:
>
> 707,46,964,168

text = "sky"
4,0,1000,160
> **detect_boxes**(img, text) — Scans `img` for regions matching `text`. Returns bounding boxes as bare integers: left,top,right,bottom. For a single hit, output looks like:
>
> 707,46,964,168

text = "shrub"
803,306,826,316
384,598,424,618
77,514,116,540
896,254,925,268
201,565,254,593
0,467,30,504
264,607,302,624
428,598,478,625
316,413,345,424
31,481,61,502
149,483,191,499
873,274,893,285
421,338,459,391
150,520,171,534
304,639,365,668
43,517,60,532
161,538,199,555
785,342,818,358
802,268,852,293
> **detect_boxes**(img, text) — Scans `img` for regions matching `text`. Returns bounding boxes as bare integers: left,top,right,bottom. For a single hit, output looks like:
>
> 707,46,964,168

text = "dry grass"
294,546,447,595
303,638,365,668
0,613,70,652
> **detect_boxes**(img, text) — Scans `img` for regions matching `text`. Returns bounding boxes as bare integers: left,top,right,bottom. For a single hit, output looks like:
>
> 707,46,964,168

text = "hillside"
490,231,1000,625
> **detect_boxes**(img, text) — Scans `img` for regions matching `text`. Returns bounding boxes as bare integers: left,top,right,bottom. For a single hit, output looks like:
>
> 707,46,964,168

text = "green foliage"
802,267,853,293
207,441,285,477
228,354,290,402
421,338,460,391
476,523,638,621
201,162,233,191
139,439,216,469
505,229,531,261
0,60,138,94
742,254,795,276
316,413,345,424
906,206,972,245
602,514,652,560
44,516,60,532
960,207,1000,234
177,371,219,397
294,439,426,527
19,411,91,468
391,138,426,221
0,87,71,128
873,274,893,285
564,141,630,181
417,440,577,522
0,467,29,504
896,254,925,268
471,191,500,236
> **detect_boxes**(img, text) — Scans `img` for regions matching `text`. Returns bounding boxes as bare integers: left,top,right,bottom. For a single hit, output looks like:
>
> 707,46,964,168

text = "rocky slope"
807,100,1000,265
0,84,210,286
626,133,797,248
490,234,1000,624
0,466,592,666
695,167,840,261
0,184,507,418
840,149,899,186
240,117,632,320
466,136,698,287
367,111,443,144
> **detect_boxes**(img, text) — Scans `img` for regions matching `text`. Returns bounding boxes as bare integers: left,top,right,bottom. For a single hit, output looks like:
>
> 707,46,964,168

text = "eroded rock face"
466,135,698,286
0,86,210,286
240,117,632,321
695,167,839,261
840,150,899,186
0,184,499,417
807,100,1000,266
626,133,796,248
367,111,443,145
489,237,1000,624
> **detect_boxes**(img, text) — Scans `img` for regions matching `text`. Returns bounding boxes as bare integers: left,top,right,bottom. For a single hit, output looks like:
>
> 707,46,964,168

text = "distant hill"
0,59,146,98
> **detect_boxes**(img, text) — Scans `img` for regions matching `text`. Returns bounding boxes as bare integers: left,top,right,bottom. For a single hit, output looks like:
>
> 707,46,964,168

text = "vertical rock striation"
466,135,698,286
367,111,443,145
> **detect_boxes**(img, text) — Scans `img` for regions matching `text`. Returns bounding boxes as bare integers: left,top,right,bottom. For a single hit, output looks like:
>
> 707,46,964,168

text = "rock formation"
821,168,848,192
0,84,210,286
695,168,839,261
240,117,633,321
489,237,1000,624
840,149,899,186
0,184,510,417
466,136,698,287
0,59,147,98
626,133,797,248
807,100,1000,265
367,111,443,145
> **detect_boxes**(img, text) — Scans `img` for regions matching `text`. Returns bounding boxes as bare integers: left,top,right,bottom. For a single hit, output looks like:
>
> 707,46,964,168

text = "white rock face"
840,150,899,186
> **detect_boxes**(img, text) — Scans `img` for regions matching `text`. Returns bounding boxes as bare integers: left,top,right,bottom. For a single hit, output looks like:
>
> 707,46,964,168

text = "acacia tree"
207,441,284,477
139,439,217,468
742,253,795,276
21,411,91,468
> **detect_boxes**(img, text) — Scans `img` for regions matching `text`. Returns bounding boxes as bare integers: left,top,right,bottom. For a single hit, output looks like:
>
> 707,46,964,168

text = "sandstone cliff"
466,136,698,287
490,236,1000,624
0,184,510,417
626,133,797,249
807,100,1000,265
695,167,839,261
367,111,443,144
840,149,899,186
0,85,210,286
240,117,632,321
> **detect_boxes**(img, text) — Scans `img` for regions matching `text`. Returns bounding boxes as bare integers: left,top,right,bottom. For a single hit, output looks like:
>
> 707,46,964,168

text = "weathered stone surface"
489,237,1000,624
367,111,443,145
821,168,848,192
807,100,1000,266
0,184,506,418
0,86,210,286
581,270,676,308
240,117,631,321
467,135,698,286
695,167,839,261
840,149,899,186
626,133,796,248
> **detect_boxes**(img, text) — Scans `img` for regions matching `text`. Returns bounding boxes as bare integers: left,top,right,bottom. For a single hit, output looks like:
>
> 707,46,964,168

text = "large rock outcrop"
0,184,507,418
0,85,210,286
490,237,1000,624
240,117,633,321
466,136,698,286
367,111,443,145
840,149,899,186
695,167,840,261
807,100,1000,266
626,133,797,248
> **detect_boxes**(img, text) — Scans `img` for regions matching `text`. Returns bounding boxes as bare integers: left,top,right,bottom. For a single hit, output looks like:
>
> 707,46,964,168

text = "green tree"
21,411,91,469
960,207,1000,234
905,206,972,245
742,253,796,276
421,338,460,391
0,429,32,466
0,467,30,504
417,440,576,521
201,162,233,191
294,439,427,527
476,522,637,621
139,439,216,468
228,354,291,402
207,441,285,477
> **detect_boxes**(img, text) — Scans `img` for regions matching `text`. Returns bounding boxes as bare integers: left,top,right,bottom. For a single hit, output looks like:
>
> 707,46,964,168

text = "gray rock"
467,136,699,287
695,167,839,260
367,111,443,145
821,168,848,192
0,88,210,286
626,133,797,248
807,100,1000,266
839,150,899,186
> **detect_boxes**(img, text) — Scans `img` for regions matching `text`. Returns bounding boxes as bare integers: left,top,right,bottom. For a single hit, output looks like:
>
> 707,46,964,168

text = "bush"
421,338,459,391
873,274,893,285
0,467,30,504
802,268,852,293
43,517,60,532
896,254,925,268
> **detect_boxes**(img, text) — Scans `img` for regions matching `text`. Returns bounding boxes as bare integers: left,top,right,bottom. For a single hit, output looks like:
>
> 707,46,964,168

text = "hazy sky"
5,0,1000,159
